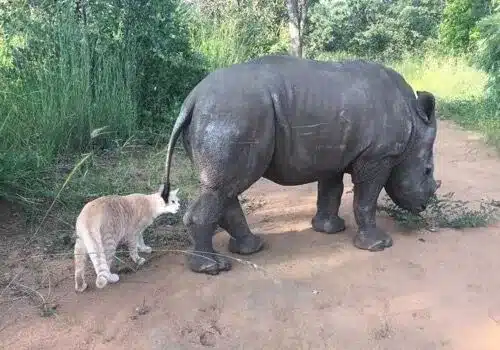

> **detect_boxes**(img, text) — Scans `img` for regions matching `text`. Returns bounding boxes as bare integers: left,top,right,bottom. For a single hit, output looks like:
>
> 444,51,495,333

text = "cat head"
155,184,180,215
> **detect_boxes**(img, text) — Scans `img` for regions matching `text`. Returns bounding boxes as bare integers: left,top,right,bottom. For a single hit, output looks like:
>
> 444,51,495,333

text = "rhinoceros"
161,55,441,275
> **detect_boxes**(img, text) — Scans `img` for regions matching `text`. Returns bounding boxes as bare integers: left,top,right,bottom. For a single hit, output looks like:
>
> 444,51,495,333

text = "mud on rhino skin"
160,54,441,275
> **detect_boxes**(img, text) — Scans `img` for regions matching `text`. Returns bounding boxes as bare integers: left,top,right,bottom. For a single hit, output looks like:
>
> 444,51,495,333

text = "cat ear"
158,184,164,194
172,188,179,196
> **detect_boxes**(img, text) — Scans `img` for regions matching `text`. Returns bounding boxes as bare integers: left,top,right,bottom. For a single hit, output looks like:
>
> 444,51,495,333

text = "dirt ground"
2,119,500,349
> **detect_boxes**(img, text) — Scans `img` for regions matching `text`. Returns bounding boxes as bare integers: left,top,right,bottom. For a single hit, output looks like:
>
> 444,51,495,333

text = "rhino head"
384,90,441,214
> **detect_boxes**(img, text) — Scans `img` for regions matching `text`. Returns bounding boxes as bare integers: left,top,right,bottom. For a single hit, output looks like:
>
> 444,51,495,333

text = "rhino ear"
416,90,436,125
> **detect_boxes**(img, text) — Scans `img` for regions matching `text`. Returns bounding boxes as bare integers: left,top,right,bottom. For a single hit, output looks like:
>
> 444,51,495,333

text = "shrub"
0,0,205,200
438,0,492,55
475,6,500,104
305,0,443,61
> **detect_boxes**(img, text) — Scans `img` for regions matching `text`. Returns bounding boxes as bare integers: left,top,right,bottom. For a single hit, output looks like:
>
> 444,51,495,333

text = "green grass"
0,12,139,202
391,54,500,149
0,2,204,204
187,6,288,71
377,192,498,231
188,16,259,71
392,54,487,100
314,51,488,103
8,142,199,256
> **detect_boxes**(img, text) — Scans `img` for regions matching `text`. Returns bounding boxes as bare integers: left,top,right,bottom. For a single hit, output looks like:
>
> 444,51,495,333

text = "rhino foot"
228,234,264,255
188,251,232,275
353,229,393,252
312,215,346,234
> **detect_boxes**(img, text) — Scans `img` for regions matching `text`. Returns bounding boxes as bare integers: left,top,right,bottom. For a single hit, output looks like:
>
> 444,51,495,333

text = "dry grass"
0,143,200,321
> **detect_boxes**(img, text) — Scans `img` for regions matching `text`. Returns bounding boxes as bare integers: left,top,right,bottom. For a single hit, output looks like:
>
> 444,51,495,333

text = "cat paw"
75,281,88,293
139,245,152,254
108,273,120,283
96,273,119,288
136,257,146,266
96,275,108,288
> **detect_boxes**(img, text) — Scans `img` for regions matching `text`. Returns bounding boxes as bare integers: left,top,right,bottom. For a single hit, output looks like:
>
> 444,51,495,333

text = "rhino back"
186,57,414,185
257,57,414,184
182,64,278,188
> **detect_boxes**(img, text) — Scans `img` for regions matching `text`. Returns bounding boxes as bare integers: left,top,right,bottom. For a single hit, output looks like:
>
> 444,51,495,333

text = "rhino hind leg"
312,173,346,234
352,170,393,252
183,140,273,274
183,189,233,275
221,197,264,255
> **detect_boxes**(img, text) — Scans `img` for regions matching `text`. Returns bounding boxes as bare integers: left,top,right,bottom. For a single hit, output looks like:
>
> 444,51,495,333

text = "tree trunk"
286,0,309,57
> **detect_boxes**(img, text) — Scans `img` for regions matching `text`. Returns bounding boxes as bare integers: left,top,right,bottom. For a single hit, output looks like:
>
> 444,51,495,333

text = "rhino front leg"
220,197,264,255
312,173,346,234
352,172,393,252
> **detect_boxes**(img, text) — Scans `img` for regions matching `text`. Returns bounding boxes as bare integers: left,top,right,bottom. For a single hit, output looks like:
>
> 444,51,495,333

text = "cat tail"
76,222,118,289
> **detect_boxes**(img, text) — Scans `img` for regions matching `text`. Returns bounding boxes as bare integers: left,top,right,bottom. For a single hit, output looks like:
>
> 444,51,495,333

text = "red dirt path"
2,120,500,349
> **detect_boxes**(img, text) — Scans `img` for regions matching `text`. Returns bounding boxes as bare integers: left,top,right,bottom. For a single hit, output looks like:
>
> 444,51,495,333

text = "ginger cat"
74,185,180,292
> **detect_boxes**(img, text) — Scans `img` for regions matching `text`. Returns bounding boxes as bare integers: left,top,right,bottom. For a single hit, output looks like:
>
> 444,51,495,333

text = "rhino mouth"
411,204,427,214
394,197,427,214
397,181,440,214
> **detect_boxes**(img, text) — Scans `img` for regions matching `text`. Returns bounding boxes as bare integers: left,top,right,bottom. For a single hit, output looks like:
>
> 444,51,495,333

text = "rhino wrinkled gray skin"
161,55,441,275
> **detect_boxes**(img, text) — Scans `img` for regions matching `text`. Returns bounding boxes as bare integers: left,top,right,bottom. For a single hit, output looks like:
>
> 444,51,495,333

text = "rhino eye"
425,166,432,176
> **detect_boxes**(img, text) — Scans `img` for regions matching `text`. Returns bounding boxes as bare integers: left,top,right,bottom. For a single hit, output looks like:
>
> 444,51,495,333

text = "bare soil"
2,120,500,349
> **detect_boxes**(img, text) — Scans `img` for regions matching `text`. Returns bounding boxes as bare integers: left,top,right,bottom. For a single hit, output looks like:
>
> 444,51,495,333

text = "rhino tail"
162,91,196,203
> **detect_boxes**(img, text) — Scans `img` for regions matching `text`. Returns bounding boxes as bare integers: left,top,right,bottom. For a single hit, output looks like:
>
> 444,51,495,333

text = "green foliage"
475,6,500,105
392,53,500,148
439,0,492,54
187,0,289,70
306,0,443,60
0,0,205,200
392,54,487,101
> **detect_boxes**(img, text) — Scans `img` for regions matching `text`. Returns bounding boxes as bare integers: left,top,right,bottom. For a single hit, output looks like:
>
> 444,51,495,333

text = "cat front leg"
128,239,146,266
137,231,152,254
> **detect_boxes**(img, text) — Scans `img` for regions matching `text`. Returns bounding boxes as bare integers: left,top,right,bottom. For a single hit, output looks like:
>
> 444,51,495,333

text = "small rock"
199,331,216,347
426,223,439,232
489,308,500,324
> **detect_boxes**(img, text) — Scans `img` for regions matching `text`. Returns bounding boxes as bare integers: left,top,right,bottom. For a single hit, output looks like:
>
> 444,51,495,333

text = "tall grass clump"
0,0,205,202
187,1,289,71
392,53,487,101
391,52,500,148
